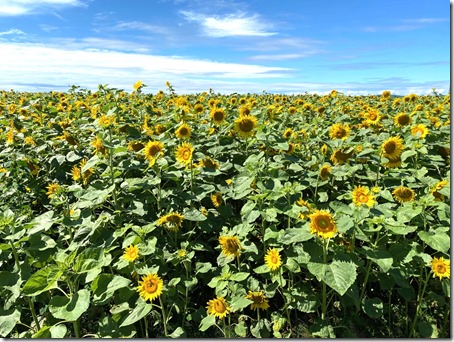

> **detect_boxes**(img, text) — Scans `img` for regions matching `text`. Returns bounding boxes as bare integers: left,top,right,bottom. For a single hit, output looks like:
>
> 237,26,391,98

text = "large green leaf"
49,289,90,321
418,230,450,253
120,300,153,327
362,246,394,272
230,296,253,312
91,274,131,305
307,260,357,296
25,211,55,235
279,227,313,244
0,308,20,337
198,315,216,332
22,265,63,296
362,297,383,318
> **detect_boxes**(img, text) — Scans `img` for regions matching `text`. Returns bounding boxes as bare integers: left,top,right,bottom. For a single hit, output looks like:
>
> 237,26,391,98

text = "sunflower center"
369,113,377,120
359,194,368,203
214,300,226,313
182,149,191,160
336,129,346,137
436,264,446,273
270,254,279,264
239,119,254,132
149,145,161,156
213,111,224,121
179,127,188,135
398,115,410,125
145,280,158,293
384,142,396,154
317,217,330,230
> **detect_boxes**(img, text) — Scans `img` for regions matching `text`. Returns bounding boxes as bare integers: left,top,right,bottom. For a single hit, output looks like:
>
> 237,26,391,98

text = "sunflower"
157,212,184,232
394,113,412,127
319,164,332,180
309,210,338,239
210,108,226,125
144,141,164,161
137,273,163,302
175,123,191,139
218,235,241,257
431,180,448,201
382,156,402,169
329,123,350,140
46,183,61,198
283,128,295,139
98,115,116,128
198,157,220,170
431,257,450,280
365,109,381,125
330,149,352,165
381,137,404,160
382,90,391,99
79,158,93,186
234,115,258,139
175,142,194,165
264,248,282,271
194,103,205,114
320,144,328,155
71,165,81,182
351,186,375,207
133,80,143,91
127,141,145,152
245,291,269,311
411,124,429,139
206,296,231,318
123,244,139,262
392,186,416,203
211,192,223,208
239,105,252,117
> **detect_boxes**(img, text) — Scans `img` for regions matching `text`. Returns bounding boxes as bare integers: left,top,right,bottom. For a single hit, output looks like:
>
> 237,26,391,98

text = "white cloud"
0,28,25,35
402,18,448,24
0,0,86,16
181,11,276,37
112,21,169,35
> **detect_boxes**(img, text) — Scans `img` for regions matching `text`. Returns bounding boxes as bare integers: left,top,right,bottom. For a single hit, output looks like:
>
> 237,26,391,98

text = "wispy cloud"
0,28,25,35
323,60,449,70
180,11,276,37
111,21,170,35
362,17,448,32
0,0,87,16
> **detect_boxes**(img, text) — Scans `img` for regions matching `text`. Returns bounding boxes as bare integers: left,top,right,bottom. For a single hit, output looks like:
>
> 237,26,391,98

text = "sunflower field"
0,82,450,338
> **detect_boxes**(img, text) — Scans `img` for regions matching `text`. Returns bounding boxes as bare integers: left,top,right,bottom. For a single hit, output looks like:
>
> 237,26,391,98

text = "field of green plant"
0,82,450,338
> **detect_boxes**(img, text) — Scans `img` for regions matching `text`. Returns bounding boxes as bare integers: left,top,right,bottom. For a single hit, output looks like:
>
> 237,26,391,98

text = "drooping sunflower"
206,296,231,318
239,105,252,117
382,156,402,169
431,257,450,280
211,192,223,208
71,165,81,182
218,235,241,257
144,141,164,161
309,210,338,239
330,149,352,165
264,248,282,271
352,186,375,207
123,244,139,262
137,273,163,302
175,142,194,165
245,291,270,311
392,186,416,203
157,212,184,232
381,136,404,160
411,124,429,139
319,164,332,181
46,183,61,198
175,123,192,139
394,113,412,127
234,115,258,139
329,123,350,140
127,140,145,152
431,180,448,201
210,108,226,125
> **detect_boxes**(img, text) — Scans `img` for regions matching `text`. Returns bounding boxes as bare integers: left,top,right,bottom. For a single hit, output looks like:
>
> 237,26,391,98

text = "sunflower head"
157,212,184,232
137,273,163,301
309,210,338,239
123,244,139,262
411,124,429,139
245,291,270,311
175,142,194,165
234,115,258,139
330,149,352,165
319,164,332,180
329,123,350,140
392,186,415,203
394,113,412,127
206,296,231,318
199,157,220,170
431,257,450,280
352,186,375,207
264,248,282,271
381,136,404,159
211,192,223,208
239,105,252,117
283,128,294,139
46,183,61,198
218,235,241,257
144,141,164,161
175,123,192,139
210,108,226,125
431,180,448,201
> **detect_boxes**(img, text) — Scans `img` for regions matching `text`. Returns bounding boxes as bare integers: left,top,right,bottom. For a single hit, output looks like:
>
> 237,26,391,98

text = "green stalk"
321,238,329,320
159,296,169,337
108,128,118,208
409,269,431,337
279,271,293,334
358,259,372,312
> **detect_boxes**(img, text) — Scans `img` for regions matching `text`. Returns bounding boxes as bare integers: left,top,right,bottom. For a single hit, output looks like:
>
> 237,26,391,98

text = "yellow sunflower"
239,105,252,117
206,296,231,318
71,165,81,182
431,257,450,280
283,128,295,139
198,157,219,170
144,141,164,161
137,273,163,302
382,156,402,169
309,210,338,239
211,192,223,208
411,124,429,139
320,144,328,155
123,244,139,262
175,142,194,165
175,123,192,139
245,291,269,311
365,109,381,125
133,80,143,91
46,183,61,198
319,164,332,180
127,141,144,152
392,186,416,203
157,212,184,232
218,235,241,257
234,115,258,138
210,108,226,125
352,186,375,207
329,123,350,140
381,136,404,160
394,113,412,127
330,149,352,165
264,248,282,271
431,180,448,201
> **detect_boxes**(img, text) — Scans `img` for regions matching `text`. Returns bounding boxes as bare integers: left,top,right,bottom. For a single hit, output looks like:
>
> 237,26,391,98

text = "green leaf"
230,296,253,312
66,151,81,162
25,211,55,235
22,265,63,296
169,327,185,338
120,300,153,327
0,308,20,337
418,230,450,253
230,272,249,282
280,227,312,244
199,315,216,332
362,247,394,272
418,321,438,338
383,218,417,235
183,208,207,221
49,289,90,321
234,321,248,337
307,260,357,296
91,274,131,305
400,150,417,162
396,205,422,223
0,271,20,287
250,319,271,338
196,262,213,274
362,297,383,318
50,324,67,338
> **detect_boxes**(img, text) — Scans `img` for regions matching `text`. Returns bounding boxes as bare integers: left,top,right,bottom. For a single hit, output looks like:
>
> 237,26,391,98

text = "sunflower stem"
108,127,118,208
409,269,431,337
159,296,169,337
321,238,329,321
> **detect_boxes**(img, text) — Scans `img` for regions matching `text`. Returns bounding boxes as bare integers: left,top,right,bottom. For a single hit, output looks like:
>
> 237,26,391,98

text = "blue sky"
0,0,450,94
